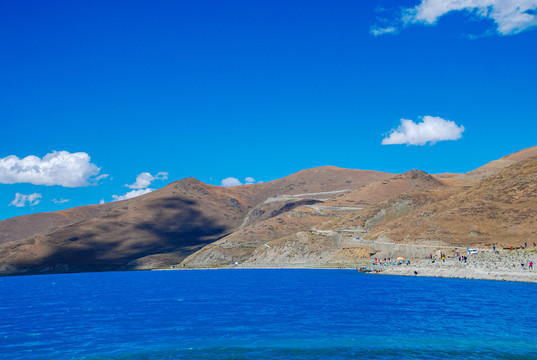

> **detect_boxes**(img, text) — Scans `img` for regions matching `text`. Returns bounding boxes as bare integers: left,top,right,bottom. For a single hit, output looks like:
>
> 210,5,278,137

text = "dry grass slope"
1,148,537,275
0,167,391,275
358,155,537,247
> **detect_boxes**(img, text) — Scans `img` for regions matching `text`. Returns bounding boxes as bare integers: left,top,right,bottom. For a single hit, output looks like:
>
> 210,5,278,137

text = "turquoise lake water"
1,269,536,359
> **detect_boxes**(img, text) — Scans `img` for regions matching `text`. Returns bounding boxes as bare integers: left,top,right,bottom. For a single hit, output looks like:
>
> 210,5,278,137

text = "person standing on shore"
521,263,525,270
530,261,533,270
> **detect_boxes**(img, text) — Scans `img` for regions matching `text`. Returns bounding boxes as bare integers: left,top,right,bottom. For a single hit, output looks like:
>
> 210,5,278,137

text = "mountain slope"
183,170,447,267
336,155,537,248
0,167,391,275
0,204,113,245
323,170,447,207
457,146,537,184
195,148,537,268
2,147,536,275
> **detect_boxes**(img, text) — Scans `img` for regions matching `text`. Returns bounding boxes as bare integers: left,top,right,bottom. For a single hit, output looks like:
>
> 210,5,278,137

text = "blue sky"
1,0,536,220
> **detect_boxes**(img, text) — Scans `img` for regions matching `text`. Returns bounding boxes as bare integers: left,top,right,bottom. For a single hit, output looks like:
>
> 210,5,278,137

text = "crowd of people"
371,258,410,267
364,242,536,274
428,246,535,272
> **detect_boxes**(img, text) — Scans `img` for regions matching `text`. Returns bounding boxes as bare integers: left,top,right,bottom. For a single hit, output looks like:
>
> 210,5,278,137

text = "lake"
1,269,536,359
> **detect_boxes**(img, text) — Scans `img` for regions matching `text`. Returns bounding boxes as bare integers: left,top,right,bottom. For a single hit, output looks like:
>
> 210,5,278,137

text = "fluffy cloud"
221,176,260,187
9,193,42,207
221,177,243,187
126,172,168,189
0,151,104,187
112,188,154,202
382,116,465,146
52,198,70,204
372,0,537,36
110,171,168,202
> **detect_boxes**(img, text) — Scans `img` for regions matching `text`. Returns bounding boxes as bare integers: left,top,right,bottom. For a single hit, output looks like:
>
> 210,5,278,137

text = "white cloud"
370,26,398,36
110,171,167,202
221,176,260,187
373,0,537,36
382,116,465,146
0,151,104,187
221,177,242,187
94,174,110,183
9,193,42,207
52,198,70,204
126,171,168,189
112,188,154,202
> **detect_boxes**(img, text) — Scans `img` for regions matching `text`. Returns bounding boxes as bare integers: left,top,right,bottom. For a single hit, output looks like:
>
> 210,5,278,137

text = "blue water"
1,269,536,360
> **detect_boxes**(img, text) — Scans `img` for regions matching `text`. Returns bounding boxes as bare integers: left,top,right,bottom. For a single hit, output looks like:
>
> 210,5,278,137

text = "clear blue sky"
1,0,536,220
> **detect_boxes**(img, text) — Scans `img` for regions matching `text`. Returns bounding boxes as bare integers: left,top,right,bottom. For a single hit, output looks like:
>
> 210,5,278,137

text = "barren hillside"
0,167,390,275
332,156,537,248
185,169,448,267
0,204,113,245
1,147,536,275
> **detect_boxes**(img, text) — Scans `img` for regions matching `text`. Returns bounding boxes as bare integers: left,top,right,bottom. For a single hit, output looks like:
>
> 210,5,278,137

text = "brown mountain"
183,169,447,267
2,146,536,275
323,169,447,207
185,148,537,268
455,146,537,184
326,154,537,248
0,204,113,245
0,178,248,274
0,167,391,275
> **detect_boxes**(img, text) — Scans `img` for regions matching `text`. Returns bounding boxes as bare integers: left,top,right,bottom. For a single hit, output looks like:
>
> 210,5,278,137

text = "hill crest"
1,146,536,275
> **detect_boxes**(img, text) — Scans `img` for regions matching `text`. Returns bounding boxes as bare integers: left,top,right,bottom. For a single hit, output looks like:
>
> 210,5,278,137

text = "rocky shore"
379,249,537,283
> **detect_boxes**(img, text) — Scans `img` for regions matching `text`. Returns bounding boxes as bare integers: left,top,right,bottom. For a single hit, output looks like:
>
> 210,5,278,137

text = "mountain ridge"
1,148,537,275
0,166,391,275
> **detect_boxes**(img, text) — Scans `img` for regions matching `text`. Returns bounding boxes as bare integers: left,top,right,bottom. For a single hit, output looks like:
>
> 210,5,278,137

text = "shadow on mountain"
5,197,232,275
269,199,320,218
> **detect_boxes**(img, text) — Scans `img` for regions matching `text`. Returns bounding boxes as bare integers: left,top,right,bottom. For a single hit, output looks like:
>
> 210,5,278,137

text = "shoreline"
365,250,537,283
379,265,537,283
172,248,537,283
4,249,536,283
162,265,537,283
